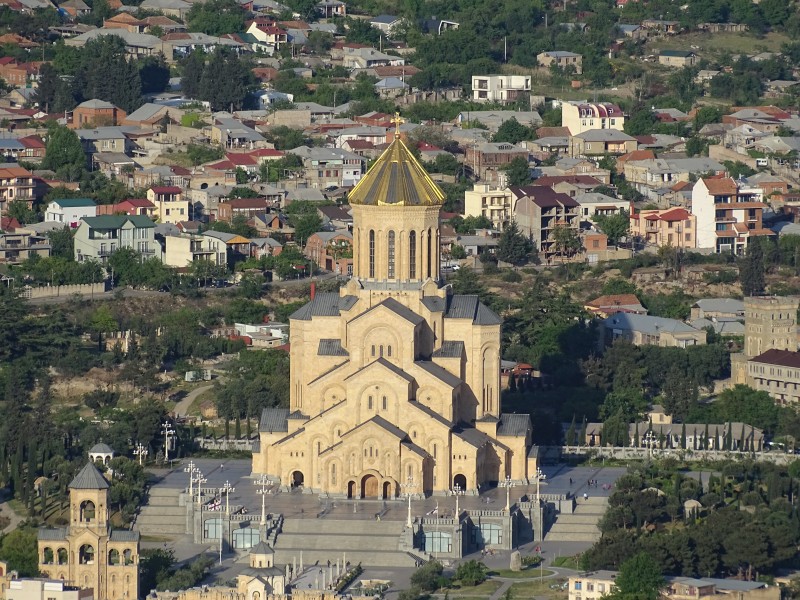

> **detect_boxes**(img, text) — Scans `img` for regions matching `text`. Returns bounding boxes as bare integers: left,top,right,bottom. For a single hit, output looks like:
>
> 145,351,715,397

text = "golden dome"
348,134,446,207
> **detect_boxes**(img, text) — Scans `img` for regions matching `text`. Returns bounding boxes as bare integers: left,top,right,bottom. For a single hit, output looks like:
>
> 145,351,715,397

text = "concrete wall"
708,145,758,169
21,282,107,299
562,445,796,465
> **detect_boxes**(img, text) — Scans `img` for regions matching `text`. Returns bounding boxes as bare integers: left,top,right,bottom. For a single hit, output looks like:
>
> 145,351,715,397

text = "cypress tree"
579,417,587,447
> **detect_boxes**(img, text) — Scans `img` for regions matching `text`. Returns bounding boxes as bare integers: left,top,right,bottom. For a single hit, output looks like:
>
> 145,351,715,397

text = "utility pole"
255,474,272,526
133,442,148,466
161,422,175,463
219,480,235,564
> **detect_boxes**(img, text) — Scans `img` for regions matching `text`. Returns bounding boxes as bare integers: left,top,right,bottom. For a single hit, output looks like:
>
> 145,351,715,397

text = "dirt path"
174,384,213,418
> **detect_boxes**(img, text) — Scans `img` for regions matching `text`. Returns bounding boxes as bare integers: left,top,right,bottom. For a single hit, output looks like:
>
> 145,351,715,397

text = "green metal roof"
83,215,156,229
52,198,96,208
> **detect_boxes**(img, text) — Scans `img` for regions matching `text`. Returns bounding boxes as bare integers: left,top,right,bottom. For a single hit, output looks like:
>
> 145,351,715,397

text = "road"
174,384,214,418
0,492,22,534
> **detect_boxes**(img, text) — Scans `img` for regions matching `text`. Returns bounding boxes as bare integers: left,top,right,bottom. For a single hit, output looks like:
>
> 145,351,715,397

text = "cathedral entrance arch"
382,481,393,499
347,480,356,498
453,474,467,490
291,471,304,488
361,474,379,498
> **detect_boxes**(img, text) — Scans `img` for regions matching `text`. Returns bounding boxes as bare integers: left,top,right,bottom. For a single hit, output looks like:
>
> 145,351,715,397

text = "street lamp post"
400,477,414,528
255,474,272,526
133,442,148,466
500,475,515,512
534,468,546,542
192,470,207,502
161,422,175,463
184,460,197,498
219,480,235,564
451,483,464,518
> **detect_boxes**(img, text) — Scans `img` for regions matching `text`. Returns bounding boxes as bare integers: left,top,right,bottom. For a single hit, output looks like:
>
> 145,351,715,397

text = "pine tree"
509,373,517,392
680,423,687,449
703,422,709,450
566,415,576,446
578,417,587,447
181,50,206,99
497,220,534,266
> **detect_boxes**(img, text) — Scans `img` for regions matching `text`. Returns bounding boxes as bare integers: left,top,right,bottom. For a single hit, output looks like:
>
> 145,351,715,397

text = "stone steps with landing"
543,497,607,543
280,519,404,536
275,549,417,568
275,532,404,551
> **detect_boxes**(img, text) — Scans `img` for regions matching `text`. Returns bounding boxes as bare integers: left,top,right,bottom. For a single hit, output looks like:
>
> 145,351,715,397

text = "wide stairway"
134,487,186,536
544,496,608,543
273,518,417,568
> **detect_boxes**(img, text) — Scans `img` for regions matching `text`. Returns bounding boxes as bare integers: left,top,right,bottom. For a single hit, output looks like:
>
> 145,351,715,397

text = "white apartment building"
471,75,531,104
562,102,625,135
463,183,513,229
692,176,772,253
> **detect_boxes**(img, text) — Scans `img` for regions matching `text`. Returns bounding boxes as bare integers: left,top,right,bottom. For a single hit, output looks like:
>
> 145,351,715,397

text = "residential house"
692,176,773,253
245,19,288,50
420,17,458,34
122,103,184,128
585,294,647,318
147,186,190,223
164,32,245,58
142,15,186,33
163,233,226,267
250,236,282,258
16,135,45,162
317,204,352,231
0,33,39,48
0,229,50,264
745,172,789,198
537,51,583,74
569,129,637,157
374,77,408,98
463,183,513,230
103,13,148,33
96,198,157,217
44,198,97,227
74,215,157,263
202,230,251,267
369,14,403,35
253,212,294,237
574,192,628,223
456,231,499,257
210,116,267,148
0,57,39,87
617,23,646,39
59,0,90,16
641,19,680,33
547,157,611,184
341,47,405,69
528,136,570,157
471,75,531,104
305,230,352,275
0,165,35,206
629,207,696,249
77,127,135,159
658,49,697,67
535,175,604,198
92,152,135,177
568,571,618,600
291,145,365,187
623,157,725,198
465,142,529,184
510,185,580,258
137,0,191,19
690,298,745,320
1,87,36,108
217,197,270,222
603,313,706,348
6,578,94,600
561,102,625,135
64,28,166,58
316,0,345,18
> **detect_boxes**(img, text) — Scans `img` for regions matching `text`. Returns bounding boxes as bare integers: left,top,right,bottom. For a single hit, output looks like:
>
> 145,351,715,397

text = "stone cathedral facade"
253,131,533,497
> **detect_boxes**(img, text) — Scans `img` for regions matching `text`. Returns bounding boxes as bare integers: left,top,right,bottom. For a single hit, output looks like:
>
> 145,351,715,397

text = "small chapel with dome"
252,123,534,497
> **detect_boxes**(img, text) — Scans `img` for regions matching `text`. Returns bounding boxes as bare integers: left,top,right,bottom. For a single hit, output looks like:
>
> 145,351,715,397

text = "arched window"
387,346,392,357
371,345,375,357
79,545,95,565
409,231,416,278
387,230,395,279
331,463,337,485
43,547,54,565
382,396,387,410
427,229,432,278
368,396,373,410
109,549,120,565
57,548,68,565
80,500,95,522
368,230,375,278
123,549,133,565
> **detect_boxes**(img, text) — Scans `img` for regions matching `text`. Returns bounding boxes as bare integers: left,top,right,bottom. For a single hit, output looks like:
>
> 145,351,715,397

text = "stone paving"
154,459,625,522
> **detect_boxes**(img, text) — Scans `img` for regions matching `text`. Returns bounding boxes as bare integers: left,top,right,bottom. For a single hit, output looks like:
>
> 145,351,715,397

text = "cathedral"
253,129,533,497
37,461,139,600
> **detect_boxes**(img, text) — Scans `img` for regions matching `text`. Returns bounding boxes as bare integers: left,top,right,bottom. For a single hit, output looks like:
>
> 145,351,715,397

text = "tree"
455,560,487,586
607,552,664,600
551,225,582,259
47,227,74,259
493,118,535,144
496,220,534,266
6,199,36,224
89,305,117,351
593,210,629,247
42,125,85,173
501,157,531,186
186,0,245,35
410,561,444,592
740,241,765,296
139,55,170,94
0,527,39,577
180,51,206,99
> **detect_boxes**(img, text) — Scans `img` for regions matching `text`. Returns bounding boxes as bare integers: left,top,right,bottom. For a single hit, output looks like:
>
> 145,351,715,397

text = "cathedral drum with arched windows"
252,125,533,496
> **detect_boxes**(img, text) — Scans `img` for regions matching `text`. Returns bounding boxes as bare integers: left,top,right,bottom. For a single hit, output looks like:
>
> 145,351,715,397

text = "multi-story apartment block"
0,230,51,264
692,176,773,253
562,101,625,135
510,185,579,258
146,185,190,224
463,184,513,230
471,75,531,104
74,215,156,263
44,198,97,227
465,143,529,184
0,166,35,206
629,207,696,249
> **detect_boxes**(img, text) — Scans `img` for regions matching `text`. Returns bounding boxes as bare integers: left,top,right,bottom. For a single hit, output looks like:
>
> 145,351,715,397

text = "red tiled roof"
18,135,44,148
586,294,642,308
225,152,258,166
250,148,284,157
617,149,656,164
1,216,21,231
536,175,602,186
702,177,737,195
150,185,181,194
120,198,154,208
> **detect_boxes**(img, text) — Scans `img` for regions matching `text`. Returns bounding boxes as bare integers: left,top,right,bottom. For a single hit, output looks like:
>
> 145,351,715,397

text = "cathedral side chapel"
253,119,533,497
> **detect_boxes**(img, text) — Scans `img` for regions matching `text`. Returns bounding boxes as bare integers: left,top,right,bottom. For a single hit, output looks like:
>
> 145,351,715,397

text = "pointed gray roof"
89,443,114,454
250,541,274,555
69,462,110,490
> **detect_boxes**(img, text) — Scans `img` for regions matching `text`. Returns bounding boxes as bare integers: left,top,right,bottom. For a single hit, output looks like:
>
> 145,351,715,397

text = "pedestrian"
220,464,224,471
569,478,572,485
583,492,588,501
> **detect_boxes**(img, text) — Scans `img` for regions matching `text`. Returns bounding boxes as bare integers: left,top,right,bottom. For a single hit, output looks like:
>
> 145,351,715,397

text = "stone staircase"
544,496,608,543
273,518,417,568
134,487,186,536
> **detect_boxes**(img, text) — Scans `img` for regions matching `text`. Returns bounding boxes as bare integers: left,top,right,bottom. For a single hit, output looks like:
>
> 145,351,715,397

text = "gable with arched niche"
320,384,347,412
414,383,457,423
344,360,413,422
345,303,422,367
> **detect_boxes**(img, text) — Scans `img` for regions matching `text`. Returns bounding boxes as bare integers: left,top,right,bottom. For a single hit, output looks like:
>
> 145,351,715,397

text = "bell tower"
69,462,110,535
348,114,446,285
